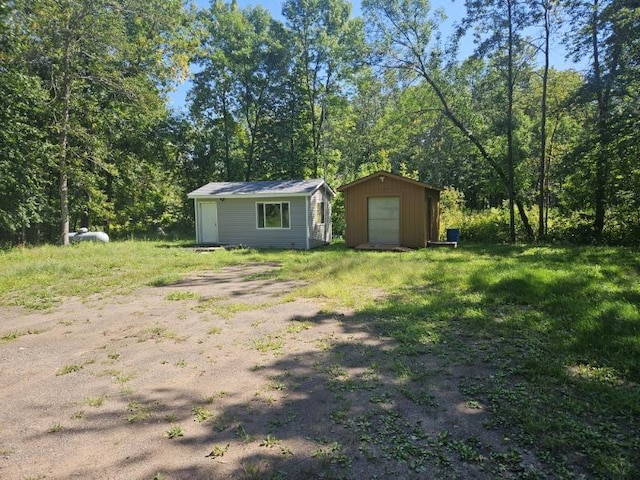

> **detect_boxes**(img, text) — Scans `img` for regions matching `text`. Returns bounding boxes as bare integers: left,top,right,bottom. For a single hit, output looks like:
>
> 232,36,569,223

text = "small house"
337,171,441,249
187,179,334,250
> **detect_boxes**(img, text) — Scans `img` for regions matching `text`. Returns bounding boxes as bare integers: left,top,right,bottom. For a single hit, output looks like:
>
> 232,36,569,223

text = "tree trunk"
538,0,551,241
222,93,232,181
516,198,535,241
59,31,72,246
506,0,516,243
591,0,611,241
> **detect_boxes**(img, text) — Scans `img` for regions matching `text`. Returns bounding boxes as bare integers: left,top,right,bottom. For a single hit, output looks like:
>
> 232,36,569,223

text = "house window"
316,201,325,224
257,202,290,229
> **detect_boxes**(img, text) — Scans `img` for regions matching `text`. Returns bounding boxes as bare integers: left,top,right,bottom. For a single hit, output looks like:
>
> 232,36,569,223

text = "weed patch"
253,334,285,354
56,364,83,376
206,443,229,458
196,299,273,319
165,291,201,301
1,328,47,342
126,401,153,423
192,406,213,423
136,325,187,343
47,422,63,433
166,425,184,439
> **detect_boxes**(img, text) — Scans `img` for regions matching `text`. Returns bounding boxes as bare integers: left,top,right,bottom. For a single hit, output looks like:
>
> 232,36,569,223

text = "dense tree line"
1,0,638,246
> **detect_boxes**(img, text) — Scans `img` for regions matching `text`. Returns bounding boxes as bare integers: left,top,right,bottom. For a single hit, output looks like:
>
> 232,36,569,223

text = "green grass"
1,240,639,477
195,298,273,318
83,396,106,407
282,244,640,477
253,334,285,353
206,443,230,458
126,400,153,423
136,325,187,343
47,422,63,433
1,328,47,342
0,241,262,309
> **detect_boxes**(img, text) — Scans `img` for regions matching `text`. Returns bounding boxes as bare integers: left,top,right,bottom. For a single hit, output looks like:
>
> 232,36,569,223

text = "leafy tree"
192,1,249,182
12,0,193,244
0,71,50,244
331,68,390,182
533,0,568,239
524,68,584,235
0,3,51,244
364,0,535,241
192,1,291,181
283,0,365,178
459,0,538,242
565,0,639,241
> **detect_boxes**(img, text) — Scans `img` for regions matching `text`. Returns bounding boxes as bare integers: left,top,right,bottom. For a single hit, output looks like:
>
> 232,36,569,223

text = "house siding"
308,188,332,248
214,197,309,249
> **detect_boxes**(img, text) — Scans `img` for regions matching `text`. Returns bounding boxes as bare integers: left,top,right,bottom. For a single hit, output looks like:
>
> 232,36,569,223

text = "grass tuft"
56,364,83,376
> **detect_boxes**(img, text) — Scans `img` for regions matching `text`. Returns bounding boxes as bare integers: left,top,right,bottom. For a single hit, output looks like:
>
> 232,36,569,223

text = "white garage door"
368,197,400,244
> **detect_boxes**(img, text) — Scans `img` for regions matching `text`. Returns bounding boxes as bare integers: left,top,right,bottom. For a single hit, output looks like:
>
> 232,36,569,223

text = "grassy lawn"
1,241,639,477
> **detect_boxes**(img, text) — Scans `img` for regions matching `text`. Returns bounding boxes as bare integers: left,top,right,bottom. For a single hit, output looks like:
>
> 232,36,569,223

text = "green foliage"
330,194,345,238
460,208,511,243
166,425,184,439
438,187,466,239
56,364,83,376
192,1,298,182
438,201,640,247
192,406,213,423
1,0,196,244
284,0,365,178
0,70,50,244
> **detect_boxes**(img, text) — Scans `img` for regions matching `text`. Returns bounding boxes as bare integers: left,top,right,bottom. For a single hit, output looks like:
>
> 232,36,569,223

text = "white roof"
187,179,334,199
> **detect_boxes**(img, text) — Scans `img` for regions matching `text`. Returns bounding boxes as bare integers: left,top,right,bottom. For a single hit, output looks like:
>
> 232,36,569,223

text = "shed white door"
198,201,218,244
368,197,400,244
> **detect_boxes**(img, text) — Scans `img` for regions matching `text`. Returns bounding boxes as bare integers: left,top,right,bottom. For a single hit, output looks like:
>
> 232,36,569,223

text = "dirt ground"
0,263,538,480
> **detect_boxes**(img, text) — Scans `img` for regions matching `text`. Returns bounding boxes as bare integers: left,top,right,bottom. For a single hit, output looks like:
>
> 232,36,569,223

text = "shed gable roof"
337,171,441,193
188,179,335,199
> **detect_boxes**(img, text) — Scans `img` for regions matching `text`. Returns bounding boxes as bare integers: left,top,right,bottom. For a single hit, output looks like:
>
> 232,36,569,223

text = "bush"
446,204,544,244
546,211,595,245
461,208,511,243
441,203,640,246
439,187,465,240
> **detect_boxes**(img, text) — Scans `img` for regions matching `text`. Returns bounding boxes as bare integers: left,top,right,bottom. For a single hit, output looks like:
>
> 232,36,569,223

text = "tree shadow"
11,245,638,479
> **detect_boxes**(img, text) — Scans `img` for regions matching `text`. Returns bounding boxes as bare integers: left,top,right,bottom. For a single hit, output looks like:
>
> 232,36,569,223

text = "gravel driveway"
1,263,532,479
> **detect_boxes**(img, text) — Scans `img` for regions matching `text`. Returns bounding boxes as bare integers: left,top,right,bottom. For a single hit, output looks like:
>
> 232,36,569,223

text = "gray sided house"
187,179,335,250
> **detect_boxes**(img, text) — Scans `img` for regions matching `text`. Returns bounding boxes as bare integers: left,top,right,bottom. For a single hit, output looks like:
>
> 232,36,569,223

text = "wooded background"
1,0,638,246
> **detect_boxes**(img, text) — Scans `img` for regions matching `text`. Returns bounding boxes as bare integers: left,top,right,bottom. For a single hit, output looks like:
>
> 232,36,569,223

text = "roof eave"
313,181,336,198
337,170,442,192
188,192,316,200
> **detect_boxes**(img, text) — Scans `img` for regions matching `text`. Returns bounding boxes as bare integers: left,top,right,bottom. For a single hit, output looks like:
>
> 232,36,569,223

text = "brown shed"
337,171,441,249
